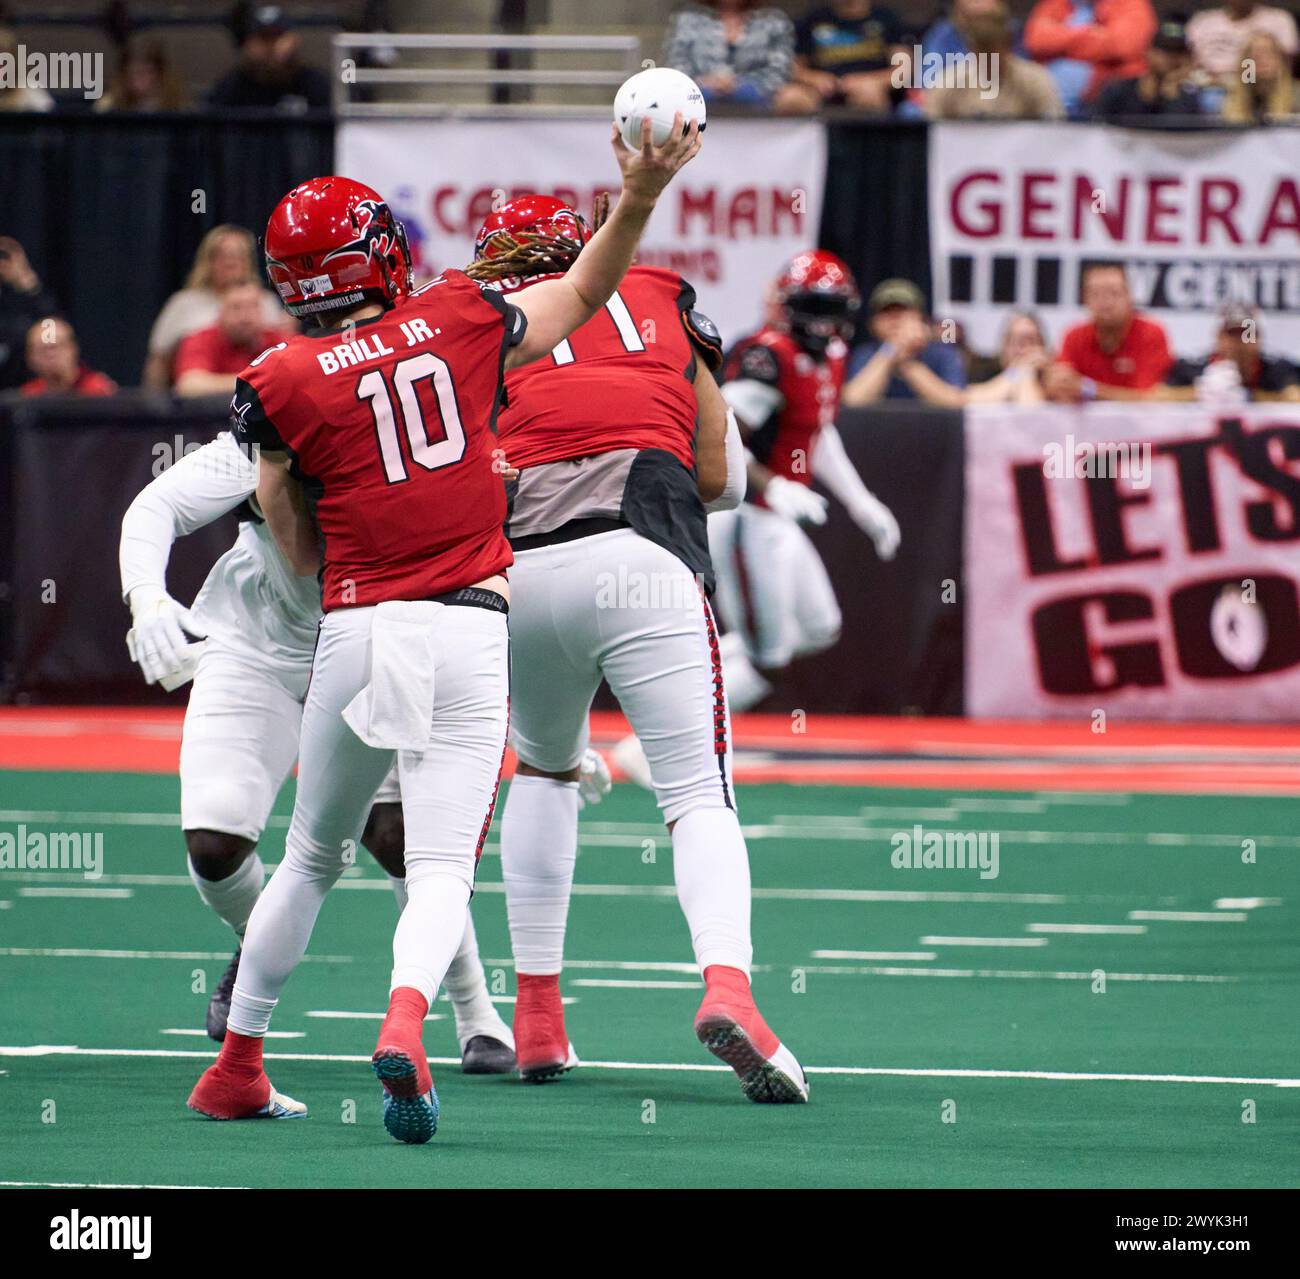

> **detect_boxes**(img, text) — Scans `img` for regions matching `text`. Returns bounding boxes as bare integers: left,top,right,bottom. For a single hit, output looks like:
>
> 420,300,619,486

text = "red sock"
516,972,561,1005
700,965,779,1057
218,1030,264,1078
383,986,429,1040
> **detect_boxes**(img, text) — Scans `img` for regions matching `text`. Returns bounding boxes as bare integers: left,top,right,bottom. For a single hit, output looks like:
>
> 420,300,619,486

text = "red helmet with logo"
263,176,413,319
772,249,861,354
474,194,590,265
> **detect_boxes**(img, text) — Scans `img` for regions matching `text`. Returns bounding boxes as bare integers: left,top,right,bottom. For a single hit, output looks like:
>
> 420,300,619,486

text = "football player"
466,194,808,1103
188,116,699,1143
706,250,900,711
119,433,518,1072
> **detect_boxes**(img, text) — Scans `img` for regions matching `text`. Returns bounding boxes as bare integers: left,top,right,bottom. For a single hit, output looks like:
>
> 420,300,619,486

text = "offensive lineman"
187,118,699,1143
467,195,808,1102
119,434,519,1070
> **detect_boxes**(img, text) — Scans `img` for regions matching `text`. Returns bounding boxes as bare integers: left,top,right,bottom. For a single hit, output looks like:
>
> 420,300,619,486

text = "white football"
614,67,706,148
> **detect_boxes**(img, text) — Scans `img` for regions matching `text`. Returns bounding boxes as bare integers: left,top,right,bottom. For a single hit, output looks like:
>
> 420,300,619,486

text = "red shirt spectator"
1059,314,1172,389
20,316,117,397
173,281,284,396
1025,0,1157,104
21,366,116,397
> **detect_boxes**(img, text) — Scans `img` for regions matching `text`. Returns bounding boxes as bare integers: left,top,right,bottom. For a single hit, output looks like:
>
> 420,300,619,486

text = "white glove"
126,586,208,689
849,494,900,561
577,748,612,809
763,475,829,526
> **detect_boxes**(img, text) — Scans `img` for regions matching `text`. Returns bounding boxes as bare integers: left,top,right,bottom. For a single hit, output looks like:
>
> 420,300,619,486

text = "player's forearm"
257,457,321,576
693,364,730,504
812,424,878,511
568,189,656,314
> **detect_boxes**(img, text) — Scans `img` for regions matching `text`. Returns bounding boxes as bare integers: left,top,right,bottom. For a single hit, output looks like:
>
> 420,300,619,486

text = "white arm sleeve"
811,423,879,514
118,431,258,601
704,408,747,513
720,378,784,432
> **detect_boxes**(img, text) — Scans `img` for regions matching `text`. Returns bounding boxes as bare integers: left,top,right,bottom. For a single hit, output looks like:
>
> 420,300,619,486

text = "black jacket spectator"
208,5,331,112
0,237,60,390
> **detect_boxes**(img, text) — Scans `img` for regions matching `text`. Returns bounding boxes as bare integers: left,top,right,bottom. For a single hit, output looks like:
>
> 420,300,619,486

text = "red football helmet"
474,194,590,265
772,249,861,354
263,176,413,319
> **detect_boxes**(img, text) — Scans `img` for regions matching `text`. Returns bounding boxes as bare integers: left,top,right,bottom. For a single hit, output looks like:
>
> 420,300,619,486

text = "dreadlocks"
464,193,611,283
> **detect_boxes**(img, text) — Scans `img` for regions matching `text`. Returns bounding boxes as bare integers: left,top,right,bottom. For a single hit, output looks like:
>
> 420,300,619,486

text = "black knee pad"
184,829,256,883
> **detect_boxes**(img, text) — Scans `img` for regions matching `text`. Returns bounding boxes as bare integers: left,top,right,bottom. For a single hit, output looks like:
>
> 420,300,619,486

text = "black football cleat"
460,1035,517,1075
205,945,241,1042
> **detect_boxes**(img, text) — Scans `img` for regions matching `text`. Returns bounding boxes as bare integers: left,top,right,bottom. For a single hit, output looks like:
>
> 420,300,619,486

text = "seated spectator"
172,283,284,397
1163,305,1299,402
208,5,331,112
1222,30,1300,121
889,310,1051,406
1094,17,1202,116
967,311,1051,403
144,224,286,389
1044,262,1172,401
20,318,116,397
94,36,188,113
842,278,968,405
662,1,802,112
786,1,904,115
0,236,60,389
0,27,54,112
1187,1,1298,87
923,0,1027,59
925,4,1064,118
1025,0,1157,117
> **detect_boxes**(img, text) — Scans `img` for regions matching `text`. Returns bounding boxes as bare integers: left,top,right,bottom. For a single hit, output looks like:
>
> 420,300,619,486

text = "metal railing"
331,32,642,117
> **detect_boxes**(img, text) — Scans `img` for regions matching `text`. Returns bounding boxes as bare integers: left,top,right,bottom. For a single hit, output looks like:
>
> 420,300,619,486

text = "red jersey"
1058,314,1173,390
175,324,286,379
230,270,522,611
722,328,847,493
496,266,705,470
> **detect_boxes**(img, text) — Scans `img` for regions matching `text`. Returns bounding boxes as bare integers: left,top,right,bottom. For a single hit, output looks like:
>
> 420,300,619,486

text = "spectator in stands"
1093,17,1202,116
1024,0,1157,116
841,278,968,405
0,27,54,112
144,225,285,390
172,282,284,397
95,36,188,113
1188,1,1298,88
884,310,1051,406
208,4,331,112
662,1,802,111
19,317,116,397
1163,305,1300,402
0,236,60,390
925,4,1064,118
785,0,905,114
923,0,1027,59
1221,30,1300,121
1044,262,1172,401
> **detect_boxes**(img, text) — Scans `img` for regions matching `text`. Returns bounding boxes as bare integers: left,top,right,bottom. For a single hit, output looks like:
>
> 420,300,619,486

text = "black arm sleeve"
230,376,287,452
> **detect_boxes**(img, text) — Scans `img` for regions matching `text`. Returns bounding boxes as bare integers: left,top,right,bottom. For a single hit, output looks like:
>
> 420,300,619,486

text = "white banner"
966,403,1300,720
336,117,827,344
929,123,1300,357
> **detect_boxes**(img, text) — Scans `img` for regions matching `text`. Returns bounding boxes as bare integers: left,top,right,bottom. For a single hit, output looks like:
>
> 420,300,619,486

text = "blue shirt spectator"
842,279,968,405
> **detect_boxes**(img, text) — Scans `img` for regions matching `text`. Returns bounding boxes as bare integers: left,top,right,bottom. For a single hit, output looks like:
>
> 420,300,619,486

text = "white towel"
342,601,440,750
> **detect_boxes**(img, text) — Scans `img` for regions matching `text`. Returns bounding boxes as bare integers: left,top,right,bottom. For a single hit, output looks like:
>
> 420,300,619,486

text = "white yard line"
1128,911,1248,922
1026,923,1148,935
160,1028,304,1039
812,949,938,961
17,887,132,899
920,936,1050,948
0,947,350,963
570,978,700,990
